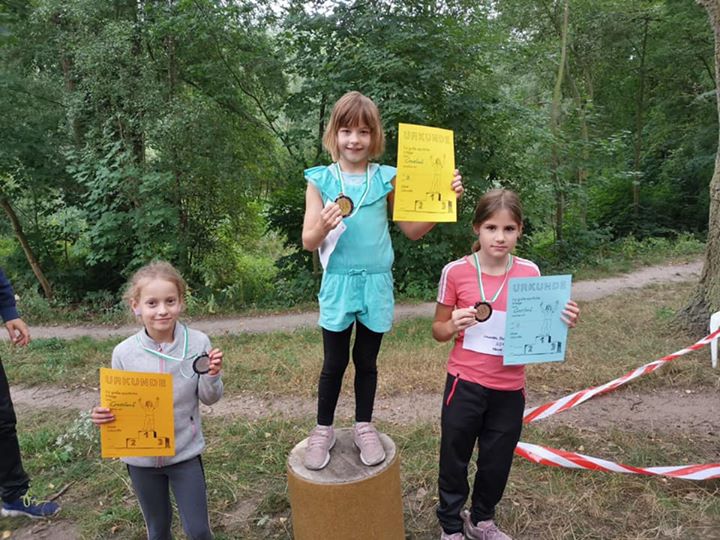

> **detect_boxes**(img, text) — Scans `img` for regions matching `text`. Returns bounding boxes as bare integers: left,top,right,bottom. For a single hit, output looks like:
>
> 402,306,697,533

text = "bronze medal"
193,353,211,375
335,194,354,217
474,301,493,323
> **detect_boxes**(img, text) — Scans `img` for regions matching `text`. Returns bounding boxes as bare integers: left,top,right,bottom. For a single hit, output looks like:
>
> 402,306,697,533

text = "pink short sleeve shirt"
437,255,541,390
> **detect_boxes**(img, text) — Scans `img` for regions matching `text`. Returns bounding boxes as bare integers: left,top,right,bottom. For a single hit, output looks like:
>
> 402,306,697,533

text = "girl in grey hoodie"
92,261,223,540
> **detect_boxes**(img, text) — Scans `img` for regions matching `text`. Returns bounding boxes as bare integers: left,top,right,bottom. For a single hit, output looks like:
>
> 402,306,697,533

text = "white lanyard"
136,324,196,378
334,162,371,218
473,252,513,303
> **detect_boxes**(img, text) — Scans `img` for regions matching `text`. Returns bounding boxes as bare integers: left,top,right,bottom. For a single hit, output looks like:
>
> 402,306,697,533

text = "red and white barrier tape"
515,328,720,480
523,328,720,423
516,442,720,480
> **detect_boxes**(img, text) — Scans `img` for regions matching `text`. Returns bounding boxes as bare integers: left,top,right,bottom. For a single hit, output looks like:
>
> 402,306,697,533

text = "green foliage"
525,229,704,278
54,411,98,461
0,0,715,312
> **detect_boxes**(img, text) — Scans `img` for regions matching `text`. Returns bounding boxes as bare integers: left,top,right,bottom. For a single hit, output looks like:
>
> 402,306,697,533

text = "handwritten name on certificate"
394,123,456,222
503,275,572,366
100,368,175,458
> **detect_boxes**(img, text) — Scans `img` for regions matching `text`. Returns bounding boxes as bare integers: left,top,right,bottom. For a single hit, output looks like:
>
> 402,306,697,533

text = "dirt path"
17,259,703,341
3,258,716,539
8,256,717,433
8,385,720,437
7,258,713,422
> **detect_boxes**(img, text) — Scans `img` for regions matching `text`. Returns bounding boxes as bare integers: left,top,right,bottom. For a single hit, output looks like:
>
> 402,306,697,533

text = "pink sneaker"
303,425,336,470
462,510,512,540
353,422,386,466
440,531,464,540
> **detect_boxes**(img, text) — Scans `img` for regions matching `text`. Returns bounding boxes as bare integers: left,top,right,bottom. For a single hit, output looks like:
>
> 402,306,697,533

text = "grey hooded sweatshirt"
111,324,224,468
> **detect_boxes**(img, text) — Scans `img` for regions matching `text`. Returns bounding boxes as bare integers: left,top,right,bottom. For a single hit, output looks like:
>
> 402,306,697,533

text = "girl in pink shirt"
432,189,579,540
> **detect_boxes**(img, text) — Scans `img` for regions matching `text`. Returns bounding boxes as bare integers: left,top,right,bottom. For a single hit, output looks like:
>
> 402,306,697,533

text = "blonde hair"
471,189,523,252
123,260,187,307
322,91,385,161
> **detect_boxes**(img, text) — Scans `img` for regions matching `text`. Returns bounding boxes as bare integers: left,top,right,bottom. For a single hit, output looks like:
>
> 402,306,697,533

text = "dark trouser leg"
317,324,354,426
437,375,483,535
470,387,524,523
127,464,173,540
0,357,30,503
351,322,383,423
169,457,213,540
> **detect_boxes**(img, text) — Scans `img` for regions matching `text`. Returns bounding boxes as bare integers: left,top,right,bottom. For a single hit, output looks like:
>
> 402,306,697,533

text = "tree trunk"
680,0,720,333
632,16,650,220
544,0,593,228
0,198,54,300
550,0,569,242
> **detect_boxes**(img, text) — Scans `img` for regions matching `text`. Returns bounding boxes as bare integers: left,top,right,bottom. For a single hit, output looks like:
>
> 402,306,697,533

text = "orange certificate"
99,367,175,458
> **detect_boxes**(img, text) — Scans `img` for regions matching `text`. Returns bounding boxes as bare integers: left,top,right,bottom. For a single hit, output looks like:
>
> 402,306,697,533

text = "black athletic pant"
0,356,30,503
437,374,525,534
317,321,384,426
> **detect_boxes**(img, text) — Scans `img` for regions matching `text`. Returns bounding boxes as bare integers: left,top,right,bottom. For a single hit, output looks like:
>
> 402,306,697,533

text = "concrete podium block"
287,428,405,540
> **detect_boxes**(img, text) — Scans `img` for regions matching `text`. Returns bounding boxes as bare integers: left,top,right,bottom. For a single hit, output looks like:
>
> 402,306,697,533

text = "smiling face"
336,125,372,172
473,208,522,265
131,278,184,342
323,92,385,164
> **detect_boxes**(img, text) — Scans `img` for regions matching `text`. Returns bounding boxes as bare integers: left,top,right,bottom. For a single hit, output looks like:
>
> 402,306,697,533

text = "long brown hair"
471,189,523,252
322,91,385,161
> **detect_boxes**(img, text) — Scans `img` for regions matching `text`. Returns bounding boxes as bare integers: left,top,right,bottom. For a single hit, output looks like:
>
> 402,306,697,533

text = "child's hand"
318,202,343,233
91,406,115,425
450,307,477,333
561,300,580,328
451,169,464,199
207,347,223,376
5,318,30,347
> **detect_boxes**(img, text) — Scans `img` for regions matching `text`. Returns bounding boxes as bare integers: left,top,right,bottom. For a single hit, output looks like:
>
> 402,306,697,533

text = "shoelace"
307,429,331,448
463,512,505,540
478,522,505,540
355,425,377,444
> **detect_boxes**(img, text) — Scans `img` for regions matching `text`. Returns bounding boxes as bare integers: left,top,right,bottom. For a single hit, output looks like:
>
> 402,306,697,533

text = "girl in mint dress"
300,91,463,470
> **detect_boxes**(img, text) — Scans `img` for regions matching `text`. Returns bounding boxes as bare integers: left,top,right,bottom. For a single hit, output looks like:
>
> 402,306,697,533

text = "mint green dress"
305,163,397,333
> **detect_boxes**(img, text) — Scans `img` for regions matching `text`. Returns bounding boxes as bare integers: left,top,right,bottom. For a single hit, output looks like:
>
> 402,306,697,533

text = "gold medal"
333,163,370,219
474,301,493,323
335,194,354,217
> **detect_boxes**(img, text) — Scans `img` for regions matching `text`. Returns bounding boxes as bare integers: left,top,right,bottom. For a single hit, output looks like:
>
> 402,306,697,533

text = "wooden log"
287,428,405,540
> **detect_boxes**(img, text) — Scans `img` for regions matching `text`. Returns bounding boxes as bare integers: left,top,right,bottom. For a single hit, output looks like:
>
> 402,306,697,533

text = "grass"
2,277,719,538
2,415,718,539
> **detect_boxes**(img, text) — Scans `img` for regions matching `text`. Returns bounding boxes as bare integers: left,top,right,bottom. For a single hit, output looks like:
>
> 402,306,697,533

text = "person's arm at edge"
0,268,30,347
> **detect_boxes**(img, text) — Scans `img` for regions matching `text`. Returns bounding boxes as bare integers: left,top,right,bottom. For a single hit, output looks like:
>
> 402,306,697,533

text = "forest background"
0,0,715,320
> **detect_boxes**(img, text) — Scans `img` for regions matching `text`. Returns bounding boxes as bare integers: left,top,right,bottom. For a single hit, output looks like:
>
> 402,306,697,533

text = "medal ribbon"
334,162,371,218
473,252,513,304
136,323,189,362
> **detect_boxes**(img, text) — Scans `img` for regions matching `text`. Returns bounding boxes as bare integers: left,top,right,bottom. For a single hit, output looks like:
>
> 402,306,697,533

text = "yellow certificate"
100,367,175,458
394,123,456,222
